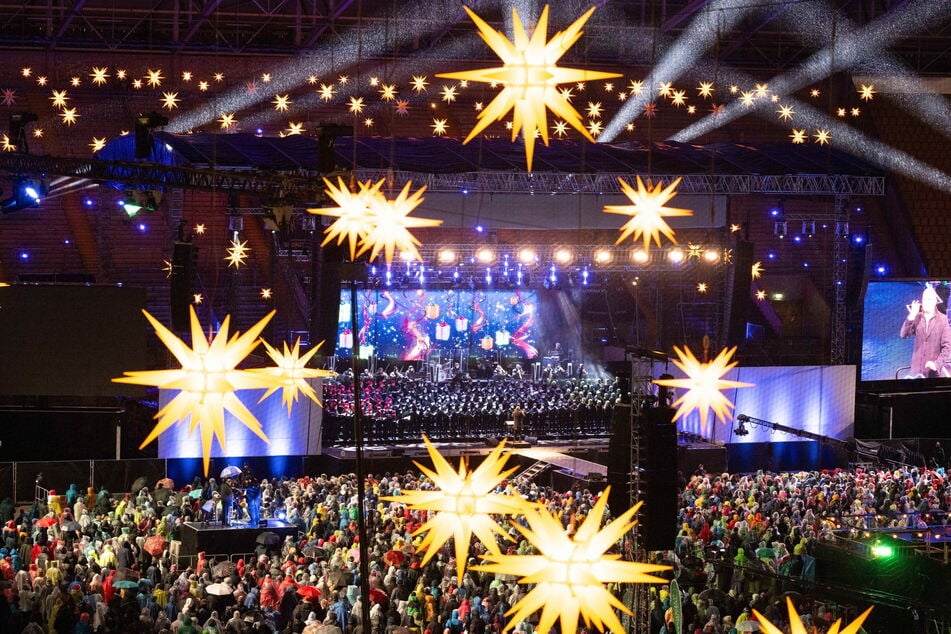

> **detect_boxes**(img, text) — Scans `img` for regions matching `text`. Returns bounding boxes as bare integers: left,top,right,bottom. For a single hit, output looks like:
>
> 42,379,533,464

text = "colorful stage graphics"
335,289,539,360
862,280,951,381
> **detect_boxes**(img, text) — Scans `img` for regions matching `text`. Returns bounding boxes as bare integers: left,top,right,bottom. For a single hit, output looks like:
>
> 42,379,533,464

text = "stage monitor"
333,288,539,360
861,279,951,382
0,284,148,397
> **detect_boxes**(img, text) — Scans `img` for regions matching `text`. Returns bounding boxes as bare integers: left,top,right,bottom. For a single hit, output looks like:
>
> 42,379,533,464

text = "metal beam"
179,0,223,46
52,0,88,42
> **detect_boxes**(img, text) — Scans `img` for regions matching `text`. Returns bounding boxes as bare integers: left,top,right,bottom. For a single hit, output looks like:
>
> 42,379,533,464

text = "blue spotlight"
852,234,865,245
19,251,29,260
767,251,777,260
875,264,888,276
474,224,484,233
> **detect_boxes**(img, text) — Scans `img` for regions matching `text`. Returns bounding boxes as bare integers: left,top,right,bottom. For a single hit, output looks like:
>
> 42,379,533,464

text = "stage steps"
514,461,549,485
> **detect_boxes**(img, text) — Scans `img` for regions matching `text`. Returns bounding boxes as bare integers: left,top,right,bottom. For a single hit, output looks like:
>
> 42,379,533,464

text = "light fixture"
518,248,537,264
774,221,787,237
438,249,457,264
734,414,750,436
553,248,573,265
802,219,816,236
476,247,495,264
703,249,719,262
668,248,685,263
593,248,613,264
631,249,649,264
1,178,44,214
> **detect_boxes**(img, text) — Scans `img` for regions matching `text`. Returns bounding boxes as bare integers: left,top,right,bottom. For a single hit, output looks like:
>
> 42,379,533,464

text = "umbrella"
143,535,167,557
202,500,215,514
113,580,139,590
297,586,321,601
736,622,761,632
35,516,57,528
212,561,237,578
220,466,242,479
156,478,175,489
130,476,149,493
369,587,388,605
188,488,203,499
256,531,280,547
205,582,234,596
697,588,726,602
383,550,405,567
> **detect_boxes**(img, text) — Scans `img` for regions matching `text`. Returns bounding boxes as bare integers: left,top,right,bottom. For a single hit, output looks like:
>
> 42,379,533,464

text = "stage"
178,519,298,559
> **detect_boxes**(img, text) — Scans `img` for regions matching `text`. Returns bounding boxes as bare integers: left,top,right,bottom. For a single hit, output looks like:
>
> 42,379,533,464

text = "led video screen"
334,289,539,360
862,280,951,381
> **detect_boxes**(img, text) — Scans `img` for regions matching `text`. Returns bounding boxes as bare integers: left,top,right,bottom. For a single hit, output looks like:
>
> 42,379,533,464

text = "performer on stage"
220,478,235,526
900,284,951,378
511,405,525,440
241,463,262,526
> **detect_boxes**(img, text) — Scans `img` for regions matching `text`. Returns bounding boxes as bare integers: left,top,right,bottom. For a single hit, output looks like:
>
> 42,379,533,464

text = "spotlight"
668,248,685,264
120,199,142,217
593,248,613,264
553,248,573,265
1,178,44,214
852,234,865,245
875,264,888,276
476,247,495,264
518,248,537,264
703,249,719,263
438,249,456,264
631,249,649,264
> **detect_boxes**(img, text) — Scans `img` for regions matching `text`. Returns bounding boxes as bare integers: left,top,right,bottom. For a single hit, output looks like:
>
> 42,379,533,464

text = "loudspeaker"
170,241,194,331
311,240,344,349
606,404,632,513
724,240,754,347
640,407,679,551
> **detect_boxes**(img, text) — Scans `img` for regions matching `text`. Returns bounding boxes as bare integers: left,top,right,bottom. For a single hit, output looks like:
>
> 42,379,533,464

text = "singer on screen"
900,284,951,378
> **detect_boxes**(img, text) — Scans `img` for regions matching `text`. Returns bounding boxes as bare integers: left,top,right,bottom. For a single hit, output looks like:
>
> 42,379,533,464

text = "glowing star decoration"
617,92,627,102
628,79,644,95
161,259,174,278
50,90,68,108
90,67,110,85
754,82,769,98
710,103,725,117
739,91,756,107
440,85,458,103
411,75,429,93
755,289,767,301
686,105,696,115
116,69,127,80
20,68,31,77
146,69,163,87
1,134,15,152
603,82,613,92
851,107,861,117
382,436,535,581
337,75,348,84
245,81,259,95
437,5,620,172
859,83,876,101
586,102,603,118
218,113,236,129
670,90,687,107
198,81,209,92
625,122,636,132
181,71,192,82
161,92,180,110
751,261,763,279
261,73,272,83
32,129,43,138
195,224,206,234
89,137,106,153
112,307,278,475
363,118,374,128
756,598,872,634
250,340,334,414
307,75,318,85
654,345,753,426
368,77,379,87
810,88,820,97
730,223,742,233
285,122,305,136
474,101,484,111
395,99,410,116
431,118,448,136
60,108,79,125
777,104,795,121
214,72,224,82
348,96,365,114
225,239,250,268
790,128,807,143
586,119,603,137
697,81,714,98
657,81,673,97
604,176,693,252
552,120,569,138
133,79,143,89
837,107,847,117
379,84,397,101
1,89,16,106
686,244,703,260
193,294,203,304
814,129,831,145
272,94,291,111
474,489,670,634
70,77,81,87
307,178,376,258
356,181,441,265
697,282,707,293
559,87,574,102
36,76,47,86
319,84,336,101
642,103,657,118
260,288,272,299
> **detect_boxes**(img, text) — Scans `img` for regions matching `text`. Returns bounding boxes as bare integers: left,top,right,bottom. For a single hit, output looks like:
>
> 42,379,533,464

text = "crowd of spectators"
2,457,945,633
322,376,621,445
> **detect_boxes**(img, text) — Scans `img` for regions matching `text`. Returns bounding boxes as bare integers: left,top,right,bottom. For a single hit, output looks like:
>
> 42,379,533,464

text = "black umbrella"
212,561,237,578
130,476,149,494
256,531,280,547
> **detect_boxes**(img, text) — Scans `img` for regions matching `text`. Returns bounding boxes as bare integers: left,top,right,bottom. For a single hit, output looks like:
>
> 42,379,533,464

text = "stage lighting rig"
1,177,45,214
734,414,750,436
134,112,169,159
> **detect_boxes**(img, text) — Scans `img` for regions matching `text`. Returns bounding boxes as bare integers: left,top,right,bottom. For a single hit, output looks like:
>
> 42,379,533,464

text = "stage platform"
178,519,298,559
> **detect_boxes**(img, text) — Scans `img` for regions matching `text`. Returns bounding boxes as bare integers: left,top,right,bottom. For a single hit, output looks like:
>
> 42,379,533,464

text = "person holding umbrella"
220,479,234,527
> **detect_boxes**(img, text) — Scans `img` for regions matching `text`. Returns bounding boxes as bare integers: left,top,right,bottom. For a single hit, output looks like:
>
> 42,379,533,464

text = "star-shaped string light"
70,77,81,87
790,129,807,143
90,67,110,85
245,81,259,95
132,79,143,89
116,69,127,80
559,87,574,102
837,108,847,117
112,307,278,475
628,79,644,95
193,293,203,304
756,598,872,634
586,102,603,118
440,85,458,103
32,128,43,138
146,69,163,87
754,82,769,98
260,288,271,299
60,108,79,125
431,118,448,136
395,99,410,116
198,81,209,92
697,282,708,293
685,244,703,260
225,239,250,268
697,81,714,98
730,223,742,233
250,340,334,414
740,91,756,107
161,259,174,278
36,76,47,86
285,122,305,135
308,177,383,260
654,345,753,426
755,289,767,301
89,137,106,153
777,104,795,121
657,81,673,97
50,90,68,108
261,73,272,83
355,180,442,264
858,84,876,101
411,75,429,92
643,103,658,118
437,5,620,171
671,90,687,107
1,89,16,106
218,113,236,129
751,261,763,279
195,224,206,234
382,437,534,580
1,135,15,152
161,92,180,110
363,117,374,128
368,77,379,87
272,94,291,111
337,74,348,84
851,107,861,117
604,176,693,251
586,120,603,137
553,120,569,138
319,83,336,101
181,71,192,81
348,96,365,114
474,489,670,634
814,129,831,145
379,84,397,101
214,72,225,82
